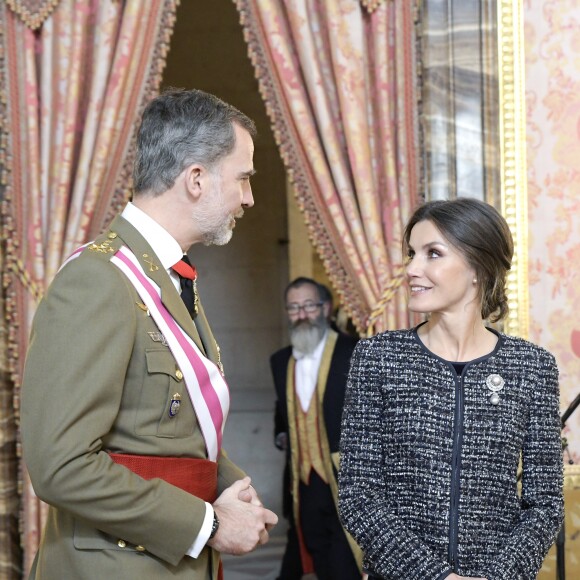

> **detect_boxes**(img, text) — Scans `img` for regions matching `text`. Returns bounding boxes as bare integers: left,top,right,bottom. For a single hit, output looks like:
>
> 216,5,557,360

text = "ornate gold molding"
497,0,528,338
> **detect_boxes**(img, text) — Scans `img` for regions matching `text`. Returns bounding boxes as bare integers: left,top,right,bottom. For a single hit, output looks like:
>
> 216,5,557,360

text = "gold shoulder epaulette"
87,231,121,255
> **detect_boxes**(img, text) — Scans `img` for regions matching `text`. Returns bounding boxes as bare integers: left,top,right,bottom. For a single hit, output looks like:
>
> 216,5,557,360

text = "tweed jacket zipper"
448,365,466,570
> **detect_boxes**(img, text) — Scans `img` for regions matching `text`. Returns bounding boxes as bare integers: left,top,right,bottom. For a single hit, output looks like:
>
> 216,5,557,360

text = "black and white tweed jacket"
338,325,563,580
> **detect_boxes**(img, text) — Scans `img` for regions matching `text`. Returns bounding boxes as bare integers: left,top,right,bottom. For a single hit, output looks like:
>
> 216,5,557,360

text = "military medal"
215,342,224,375
169,393,181,417
486,374,505,405
192,277,199,315
137,302,150,316
148,331,168,346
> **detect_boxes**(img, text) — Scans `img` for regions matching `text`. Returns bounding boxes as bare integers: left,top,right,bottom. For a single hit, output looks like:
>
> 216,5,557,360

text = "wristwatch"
209,511,220,540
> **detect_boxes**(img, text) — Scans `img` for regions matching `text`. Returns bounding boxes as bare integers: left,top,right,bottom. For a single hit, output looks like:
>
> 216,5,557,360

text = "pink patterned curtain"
0,0,178,573
235,0,420,334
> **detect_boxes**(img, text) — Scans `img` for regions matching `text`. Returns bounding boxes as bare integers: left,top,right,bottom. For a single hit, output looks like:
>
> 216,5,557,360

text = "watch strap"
209,510,220,540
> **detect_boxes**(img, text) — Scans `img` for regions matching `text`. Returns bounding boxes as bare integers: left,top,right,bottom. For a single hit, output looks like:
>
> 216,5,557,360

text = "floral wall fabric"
525,0,580,462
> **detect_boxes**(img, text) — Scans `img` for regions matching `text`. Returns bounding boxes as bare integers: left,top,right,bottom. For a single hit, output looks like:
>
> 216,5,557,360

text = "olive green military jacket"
21,215,245,580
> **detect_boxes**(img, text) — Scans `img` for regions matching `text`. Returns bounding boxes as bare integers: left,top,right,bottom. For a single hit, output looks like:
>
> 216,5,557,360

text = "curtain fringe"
360,0,390,15
0,7,26,393
6,260,44,304
235,1,421,335
365,266,406,337
5,0,61,30
234,0,369,334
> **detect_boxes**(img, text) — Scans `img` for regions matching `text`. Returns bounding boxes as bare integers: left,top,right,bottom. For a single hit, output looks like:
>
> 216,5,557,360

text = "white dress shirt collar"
121,202,184,271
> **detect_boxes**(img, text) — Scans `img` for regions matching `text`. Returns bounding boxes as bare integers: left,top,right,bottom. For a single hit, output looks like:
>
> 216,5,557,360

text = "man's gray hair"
133,88,256,196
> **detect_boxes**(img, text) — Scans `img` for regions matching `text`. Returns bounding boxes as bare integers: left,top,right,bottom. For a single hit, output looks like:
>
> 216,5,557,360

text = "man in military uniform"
21,88,277,580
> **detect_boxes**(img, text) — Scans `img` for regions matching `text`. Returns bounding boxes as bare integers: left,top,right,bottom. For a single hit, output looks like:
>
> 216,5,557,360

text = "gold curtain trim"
360,0,390,14
7,260,43,303
0,6,24,389
5,0,61,30
365,265,406,337
497,0,529,338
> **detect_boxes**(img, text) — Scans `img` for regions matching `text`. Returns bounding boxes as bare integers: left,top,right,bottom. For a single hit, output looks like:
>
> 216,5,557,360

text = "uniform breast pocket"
134,348,194,438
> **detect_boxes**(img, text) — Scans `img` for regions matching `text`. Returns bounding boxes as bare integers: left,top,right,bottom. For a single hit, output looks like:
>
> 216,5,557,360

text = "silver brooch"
486,374,504,405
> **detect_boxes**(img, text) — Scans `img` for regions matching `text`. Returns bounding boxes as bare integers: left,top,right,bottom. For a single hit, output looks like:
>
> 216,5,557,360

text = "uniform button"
108,232,118,239
135,545,146,552
117,539,127,548
175,369,183,380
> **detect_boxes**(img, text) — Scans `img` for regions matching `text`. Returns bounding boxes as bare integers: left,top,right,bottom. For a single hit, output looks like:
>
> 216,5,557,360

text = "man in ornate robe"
271,277,362,580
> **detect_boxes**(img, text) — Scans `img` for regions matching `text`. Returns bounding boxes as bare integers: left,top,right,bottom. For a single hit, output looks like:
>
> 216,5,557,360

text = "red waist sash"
109,452,218,502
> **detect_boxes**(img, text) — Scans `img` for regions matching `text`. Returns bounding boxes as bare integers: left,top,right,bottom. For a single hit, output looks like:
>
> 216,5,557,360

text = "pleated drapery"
0,0,178,573
235,0,421,334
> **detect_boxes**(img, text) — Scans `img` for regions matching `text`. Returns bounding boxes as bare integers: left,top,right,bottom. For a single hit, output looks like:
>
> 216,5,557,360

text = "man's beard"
289,314,328,355
200,208,243,246
195,174,244,246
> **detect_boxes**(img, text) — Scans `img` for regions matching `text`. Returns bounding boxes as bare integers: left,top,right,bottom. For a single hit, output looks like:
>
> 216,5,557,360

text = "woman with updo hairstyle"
338,198,563,580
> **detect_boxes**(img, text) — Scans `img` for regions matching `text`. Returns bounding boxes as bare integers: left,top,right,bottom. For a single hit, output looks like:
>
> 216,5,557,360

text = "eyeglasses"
285,301,324,315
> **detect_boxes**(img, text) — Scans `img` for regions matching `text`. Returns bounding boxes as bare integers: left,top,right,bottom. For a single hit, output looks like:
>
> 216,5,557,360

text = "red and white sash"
65,244,229,461
61,243,90,269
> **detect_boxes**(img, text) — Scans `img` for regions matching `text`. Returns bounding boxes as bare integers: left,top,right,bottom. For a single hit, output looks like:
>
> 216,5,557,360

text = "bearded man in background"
271,277,362,580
